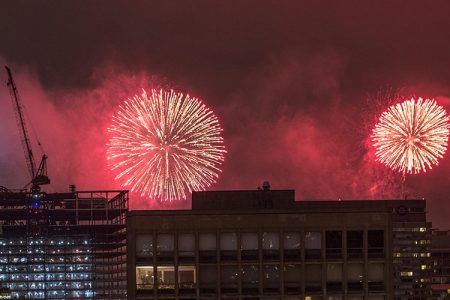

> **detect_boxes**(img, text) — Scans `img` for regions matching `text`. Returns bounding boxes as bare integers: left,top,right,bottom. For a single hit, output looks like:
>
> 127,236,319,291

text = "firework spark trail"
107,89,226,201
372,97,450,174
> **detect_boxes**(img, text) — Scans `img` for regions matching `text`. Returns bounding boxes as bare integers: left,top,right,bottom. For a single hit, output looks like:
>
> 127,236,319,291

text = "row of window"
136,262,385,293
136,230,384,261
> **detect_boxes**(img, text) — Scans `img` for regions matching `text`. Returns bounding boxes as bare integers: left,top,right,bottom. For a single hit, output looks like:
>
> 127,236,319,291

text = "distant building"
0,189,128,299
430,230,450,299
391,200,432,300
126,189,435,300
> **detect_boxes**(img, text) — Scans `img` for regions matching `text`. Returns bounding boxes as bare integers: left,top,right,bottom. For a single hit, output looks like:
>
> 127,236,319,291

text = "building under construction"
0,188,128,299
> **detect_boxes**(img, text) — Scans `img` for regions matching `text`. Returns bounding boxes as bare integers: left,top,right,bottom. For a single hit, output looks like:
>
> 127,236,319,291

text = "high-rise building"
391,200,432,300
126,189,417,300
430,230,450,299
0,188,128,299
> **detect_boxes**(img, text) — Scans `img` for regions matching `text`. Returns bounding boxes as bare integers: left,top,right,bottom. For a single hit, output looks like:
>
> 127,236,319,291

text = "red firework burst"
372,97,450,174
107,89,226,201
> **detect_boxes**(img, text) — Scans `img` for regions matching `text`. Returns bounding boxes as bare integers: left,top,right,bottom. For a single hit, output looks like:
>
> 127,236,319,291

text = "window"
368,230,384,258
199,233,216,263
368,263,384,292
221,265,239,293
157,234,174,262
136,234,153,260
263,264,280,293
199,265,216,294
263,232,280,260
220,232,237,261
326,263,343,291
347,231,363,259
178,265,196,293
305,264,322,292
241,265,259,294
241,232,259,261
347,263,364,292
178,234,195,262
157,266,175,291
136,266,154,289
305,232,322,259
284,232,301,261
326,231,342,259
284,264,301,294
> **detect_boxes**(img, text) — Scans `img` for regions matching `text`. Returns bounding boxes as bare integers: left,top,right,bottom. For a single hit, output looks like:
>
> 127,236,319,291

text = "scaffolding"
0,189,128,299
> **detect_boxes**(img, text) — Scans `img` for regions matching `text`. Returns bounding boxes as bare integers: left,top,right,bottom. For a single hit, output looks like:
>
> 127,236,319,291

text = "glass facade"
134,229,387,298
0,190,128,299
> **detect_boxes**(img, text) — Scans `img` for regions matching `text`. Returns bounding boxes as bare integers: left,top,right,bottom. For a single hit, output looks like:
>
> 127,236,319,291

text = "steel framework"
0,189,128,299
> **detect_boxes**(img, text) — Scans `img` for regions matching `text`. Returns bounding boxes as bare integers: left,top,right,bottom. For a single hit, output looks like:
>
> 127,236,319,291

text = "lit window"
157,266,175,289
136,266,154,289
419,227,426,232
400,271,413,276
421,265,427,270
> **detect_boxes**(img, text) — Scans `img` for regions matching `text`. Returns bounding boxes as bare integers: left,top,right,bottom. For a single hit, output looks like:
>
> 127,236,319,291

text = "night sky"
1,1,450,228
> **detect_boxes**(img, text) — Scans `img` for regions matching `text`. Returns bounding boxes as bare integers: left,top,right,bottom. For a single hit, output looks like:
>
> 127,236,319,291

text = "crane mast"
5,66,50,192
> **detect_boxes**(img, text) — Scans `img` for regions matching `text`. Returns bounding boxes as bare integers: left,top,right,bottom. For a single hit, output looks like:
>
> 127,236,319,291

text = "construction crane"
5,66,50,192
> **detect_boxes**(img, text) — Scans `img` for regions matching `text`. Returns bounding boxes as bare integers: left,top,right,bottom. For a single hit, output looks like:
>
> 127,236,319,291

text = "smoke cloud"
1,1,450,227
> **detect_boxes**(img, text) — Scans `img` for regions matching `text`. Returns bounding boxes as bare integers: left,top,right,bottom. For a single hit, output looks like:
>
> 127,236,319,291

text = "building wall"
430,230,450,300
127,191,395,300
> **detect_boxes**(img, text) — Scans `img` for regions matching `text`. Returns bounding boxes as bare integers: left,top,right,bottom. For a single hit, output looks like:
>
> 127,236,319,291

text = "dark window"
284,264,301,294
263,264,280,294
220,233,238,261
241,233,259,261
199,265,216,295
283,232,301,261
241,265,259,295
368,230,384,258
262,232,280,261
305,264,322,293
156,234,174,263
326,231,342,259
305,232,322,259
347,231,363,259
199,233,216,263
221,265,239,294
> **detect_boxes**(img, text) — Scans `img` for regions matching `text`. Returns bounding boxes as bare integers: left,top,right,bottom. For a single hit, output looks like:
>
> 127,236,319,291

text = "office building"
430,230,450,299
126,189,411,299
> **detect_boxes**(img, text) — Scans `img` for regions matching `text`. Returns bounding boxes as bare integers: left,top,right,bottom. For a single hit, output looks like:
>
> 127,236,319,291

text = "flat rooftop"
128,189,426,216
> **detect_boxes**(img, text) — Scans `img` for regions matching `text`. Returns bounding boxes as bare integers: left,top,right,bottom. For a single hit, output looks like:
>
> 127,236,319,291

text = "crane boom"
5,66,50,191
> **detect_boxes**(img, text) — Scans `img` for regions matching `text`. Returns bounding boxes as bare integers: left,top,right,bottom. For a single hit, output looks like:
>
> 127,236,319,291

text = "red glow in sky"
2,2,450,227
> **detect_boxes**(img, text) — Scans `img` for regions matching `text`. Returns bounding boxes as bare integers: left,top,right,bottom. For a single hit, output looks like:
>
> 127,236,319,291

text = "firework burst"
372,97,450,174
107,89,226,201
